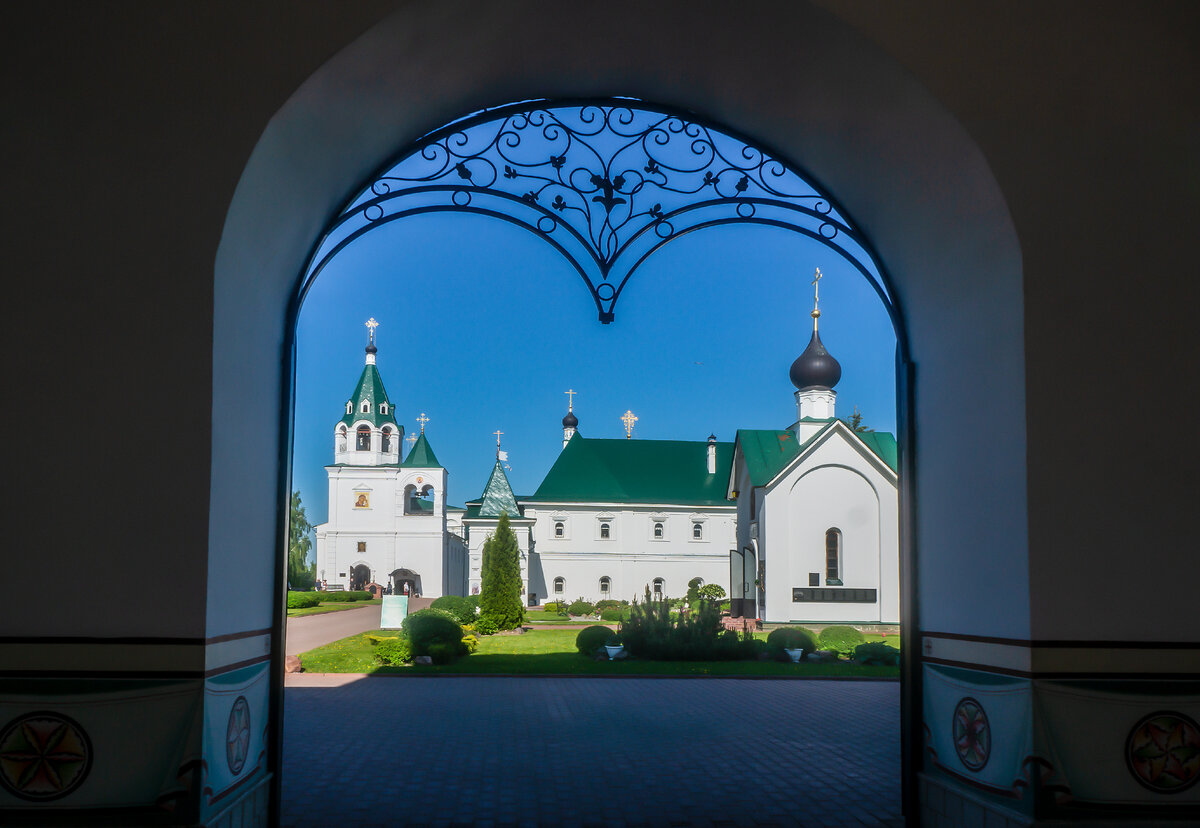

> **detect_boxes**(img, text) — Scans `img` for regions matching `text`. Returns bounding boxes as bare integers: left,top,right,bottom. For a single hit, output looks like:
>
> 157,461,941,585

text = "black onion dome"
562,410,578,428
365,341,378,355
789,330,842,390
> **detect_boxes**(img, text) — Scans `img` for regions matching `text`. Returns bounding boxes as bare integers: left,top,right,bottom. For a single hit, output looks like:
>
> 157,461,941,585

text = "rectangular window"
825,530,841,581
791,587,877,603
809,572,819,587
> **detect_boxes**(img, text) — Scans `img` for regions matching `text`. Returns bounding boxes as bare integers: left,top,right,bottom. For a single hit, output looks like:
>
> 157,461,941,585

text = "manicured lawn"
287,601,376,618
299,627,899,678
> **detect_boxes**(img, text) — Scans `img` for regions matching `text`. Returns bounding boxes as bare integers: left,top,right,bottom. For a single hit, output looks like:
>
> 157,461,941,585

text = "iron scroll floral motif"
1126,710,1200,793
0,711,93,801
305,100,893,324
952,697,991,772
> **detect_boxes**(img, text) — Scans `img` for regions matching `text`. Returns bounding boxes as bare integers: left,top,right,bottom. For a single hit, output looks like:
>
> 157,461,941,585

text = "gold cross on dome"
406,434,417,447
621,409,638,439
493,430,504,448
565,388,576,411
810,267,823,330
365,317,379,343
416,412,430,434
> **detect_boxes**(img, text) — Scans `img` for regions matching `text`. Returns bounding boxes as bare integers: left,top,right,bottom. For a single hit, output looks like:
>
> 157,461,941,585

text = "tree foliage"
288,491,316,590
842,407,874,433
479,513,524,630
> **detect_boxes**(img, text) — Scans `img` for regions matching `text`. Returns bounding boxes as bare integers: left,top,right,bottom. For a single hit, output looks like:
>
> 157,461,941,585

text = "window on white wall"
653,522,664,539
553,576,564,594
382,427,393,452
554,522,564,538
599,576,611,595
692,522,703,539
599,522,610,539
825,528,842,584
652,577,664,599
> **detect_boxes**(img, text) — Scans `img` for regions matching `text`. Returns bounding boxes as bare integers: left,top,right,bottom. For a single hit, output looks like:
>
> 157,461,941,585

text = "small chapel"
314,279,899,623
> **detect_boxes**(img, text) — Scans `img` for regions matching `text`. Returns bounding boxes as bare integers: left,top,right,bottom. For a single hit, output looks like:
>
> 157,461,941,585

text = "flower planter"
604,644,625,660
784,648,805,663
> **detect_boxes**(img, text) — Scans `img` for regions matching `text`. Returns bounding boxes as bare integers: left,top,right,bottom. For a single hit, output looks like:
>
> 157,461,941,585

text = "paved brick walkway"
282,676,901,827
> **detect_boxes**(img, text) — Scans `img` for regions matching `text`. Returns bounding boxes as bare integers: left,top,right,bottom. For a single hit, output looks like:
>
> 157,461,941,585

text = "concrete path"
282,676,902,827
285,603,381,656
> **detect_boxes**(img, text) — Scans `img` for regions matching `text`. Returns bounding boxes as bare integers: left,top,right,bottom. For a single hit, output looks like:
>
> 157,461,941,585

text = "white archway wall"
213,0,1028,641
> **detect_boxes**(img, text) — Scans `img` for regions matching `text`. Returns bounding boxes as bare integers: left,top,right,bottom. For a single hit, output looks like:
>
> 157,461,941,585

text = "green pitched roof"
525,436,734,506
402,432,442,468
474,458,522,518
735,422,898,487
338,362,398,428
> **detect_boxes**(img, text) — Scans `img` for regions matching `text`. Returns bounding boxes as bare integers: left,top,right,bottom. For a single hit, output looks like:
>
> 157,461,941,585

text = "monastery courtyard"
282,674,901,827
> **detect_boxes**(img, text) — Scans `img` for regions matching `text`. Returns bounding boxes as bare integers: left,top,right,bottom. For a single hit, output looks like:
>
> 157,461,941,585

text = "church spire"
334,318,402,465
562,388,579,448
790,269,841,432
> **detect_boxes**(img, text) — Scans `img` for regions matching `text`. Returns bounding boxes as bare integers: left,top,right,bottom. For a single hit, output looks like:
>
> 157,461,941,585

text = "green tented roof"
735,422,898,487
338,362,398,429
402,432,442,468
524,436,734,506
473,458,522,518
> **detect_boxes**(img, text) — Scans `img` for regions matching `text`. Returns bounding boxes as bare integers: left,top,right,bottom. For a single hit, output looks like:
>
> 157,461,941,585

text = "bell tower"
333,318,403,466
790,269,841,442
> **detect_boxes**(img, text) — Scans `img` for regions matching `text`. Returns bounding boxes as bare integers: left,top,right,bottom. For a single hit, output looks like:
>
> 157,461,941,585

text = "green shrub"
600,606,633,622
287,592,321,609
595,599,621,611
575,624,617,655
618,587,752,661
401,607,458,635
461,634,479,654
543,601,563,613
766,626,820,657
686,577,704,603
568,599,596,616
365,633,399,646
474,616,499,635
697,583,726,601
427,641,459,665
854,641,900,665
318,590,373,603
818,625,866,656
402,609,464,656
431,595,478,626
374,637,412,666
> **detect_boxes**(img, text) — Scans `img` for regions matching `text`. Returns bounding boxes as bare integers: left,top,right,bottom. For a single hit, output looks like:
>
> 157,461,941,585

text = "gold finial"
365,317,379,344
565,388,576,411
621,409,638,439
811,268,823,332
416,412,430,434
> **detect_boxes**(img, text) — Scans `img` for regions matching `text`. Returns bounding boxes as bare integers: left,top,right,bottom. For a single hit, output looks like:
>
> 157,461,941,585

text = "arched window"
653,522,664,539
553,576,564,594
825,528,842,584
345,401,352,415
361,401,370,413
692,522,703,540
652,577,664,598
554,522,564,538
599,576,611,595
356,426,371,450
599,523,610,539
381,427,392,452
380,402,389,415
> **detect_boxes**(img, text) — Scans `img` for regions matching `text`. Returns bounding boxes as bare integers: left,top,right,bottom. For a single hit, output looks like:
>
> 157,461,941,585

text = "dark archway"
349,564,371,592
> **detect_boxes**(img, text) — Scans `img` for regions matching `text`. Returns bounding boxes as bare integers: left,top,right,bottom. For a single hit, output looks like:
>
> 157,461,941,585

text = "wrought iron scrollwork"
305,100,892,323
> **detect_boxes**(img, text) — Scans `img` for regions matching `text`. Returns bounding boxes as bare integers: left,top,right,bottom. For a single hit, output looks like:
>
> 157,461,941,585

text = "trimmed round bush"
854,641,900,665
766,626,819,655
461,634,479,654
575,624,616,655
403,609,464,655
474,615,499,635
568,599,596,616
374,637,413,666
287,592,321,609
400,607,459,635
595,599,621,612
818,625,866,656
431,595,478,626
427,642,459,665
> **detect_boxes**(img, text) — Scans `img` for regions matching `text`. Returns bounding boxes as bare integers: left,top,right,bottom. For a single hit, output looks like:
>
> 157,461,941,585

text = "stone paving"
282,676,902,827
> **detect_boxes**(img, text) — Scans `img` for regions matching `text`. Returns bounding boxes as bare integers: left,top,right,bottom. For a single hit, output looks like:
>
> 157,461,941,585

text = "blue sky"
292,212,897,527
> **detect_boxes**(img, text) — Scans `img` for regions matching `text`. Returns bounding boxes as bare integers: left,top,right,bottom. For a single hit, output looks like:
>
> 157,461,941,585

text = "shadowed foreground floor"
282,675,901,827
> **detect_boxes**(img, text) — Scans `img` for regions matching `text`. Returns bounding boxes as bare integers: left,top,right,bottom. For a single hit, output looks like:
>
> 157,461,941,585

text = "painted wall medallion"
952,697,990,772
0,711,92,801
1126,711,1200,794
225,696,251,776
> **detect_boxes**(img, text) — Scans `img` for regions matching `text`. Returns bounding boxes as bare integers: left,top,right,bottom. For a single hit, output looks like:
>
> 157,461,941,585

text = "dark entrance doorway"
350,564,370,591
390,568,421,596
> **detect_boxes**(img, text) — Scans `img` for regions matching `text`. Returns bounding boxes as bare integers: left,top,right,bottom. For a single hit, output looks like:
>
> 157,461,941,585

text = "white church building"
314,295,898,623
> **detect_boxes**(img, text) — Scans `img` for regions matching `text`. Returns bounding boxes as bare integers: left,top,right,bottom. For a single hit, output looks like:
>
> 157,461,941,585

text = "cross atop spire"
417,412,430,434
493,430,504,456
365,317,379,344
621,409,638,439
406,433,417,447
565,388,576,411
811,268,823,331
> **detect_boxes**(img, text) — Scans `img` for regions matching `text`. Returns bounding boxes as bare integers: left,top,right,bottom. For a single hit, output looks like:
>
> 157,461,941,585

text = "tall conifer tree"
479,512,523,630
